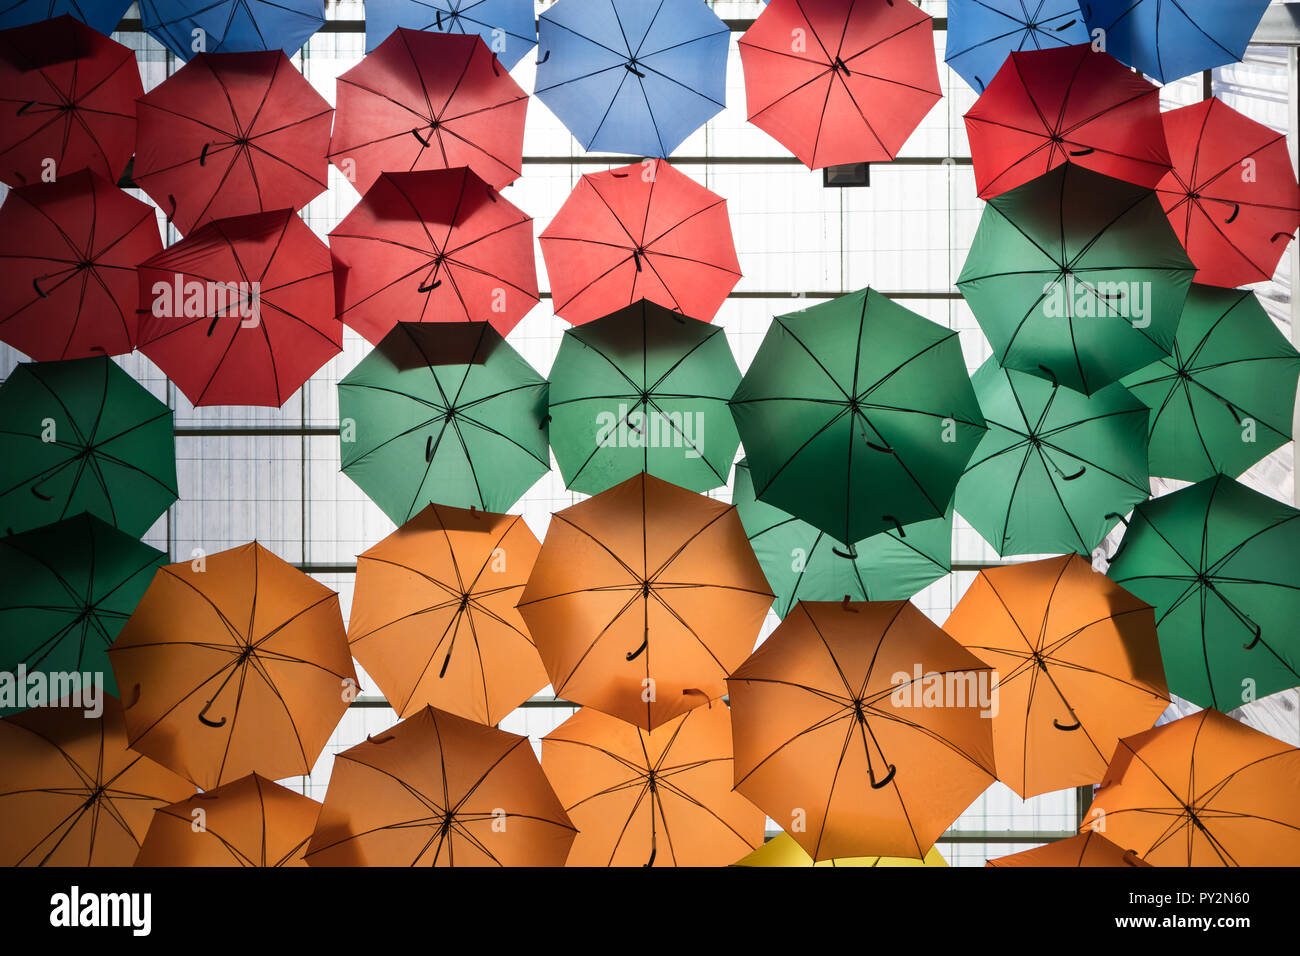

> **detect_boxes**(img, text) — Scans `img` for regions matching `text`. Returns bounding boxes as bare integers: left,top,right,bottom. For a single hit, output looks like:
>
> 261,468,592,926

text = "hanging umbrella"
957,163,1196,396
729,288,986,547
330,168,539,344
0,168,161,361
0,514,165,716
362,0,537,67
0,356,177,537
728,600,996,861
348,502,548,726
956,359,1150,558
945,0,1090,94
534,0,729,158
0,694,193,866
139,0,324,60
548,299,740,495
540,704,764,867
734,832,948,868
1156,97,1300,289
986,831,1149,867
338,322,549,524
305,705,576,866
0,15,142,188
133,51,333,236
538,158,740,326
1082,708,1300,865
964,43,1170,200
1123,285,1300,482
328,30,528,195
136,207,340,408
733,459,951,618
0,0,132,35
1107,476,1300,711
518,472,773,731
107,542,357,790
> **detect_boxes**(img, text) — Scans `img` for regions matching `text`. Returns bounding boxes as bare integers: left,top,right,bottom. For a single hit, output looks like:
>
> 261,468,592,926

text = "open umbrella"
738,0,940,169
107,542,357,790
958,163,1196,396
1107,476,1300,711
945,0,1090,94
0,168,161,361
139,0,324,60
986,831,1148,867
538,158,740,326
518,472,773,731
730,288,986,547
305,706,576,866
734,832,948,867
0,0,132,35
1123,285,1300,482
0,356,177,537
362,0,537,67
338,322,549,524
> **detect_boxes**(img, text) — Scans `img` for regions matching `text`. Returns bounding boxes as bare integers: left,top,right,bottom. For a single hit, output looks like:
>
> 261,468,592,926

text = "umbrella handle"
1055,19,1078,30
624,62,645,78
537,50,550,64
199,142,209,167
1037,364,1059,388
412,128,431,148
682,688,711,707
626,631,649,662
417,278,442,293
882,515,905,537
16,100,34,115
1243,621,1262,651
366,733,395,744
1103,512,1130,562
1053,718,1082,731
831,543,859,560
425,436,434,463
1122,849,1144,867
29,480,53,501
32,277,49,299
438,648,452,678
869,763,896,789
1225,203,1240,224
1059,465,1086,482
1271,231,1292,242
1068,147,1095,157
198,697,227,728
841,595,858,612
865,440,893,454
165,194,176,226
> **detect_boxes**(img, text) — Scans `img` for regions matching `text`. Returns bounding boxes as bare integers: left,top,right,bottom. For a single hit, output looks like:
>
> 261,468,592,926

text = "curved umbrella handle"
412,128,430,148
831,543,859,560
1053,717,1082,731
32,276,49,299
1224,203,1240,224
366,733,395,745
30,480,53,501
883,515,905,537
869,763,896,789
199,142,210,166
16,100,36,115
438,648,453,678
1037,364,1059,388
1059,465,1086,482
417,278,442,293
537,50,550,64
631,248,643,272
1243,621,1262,651
841,595,858,612
626,631,649,662
1271,231,1293,242
198,697,227,728
1122,848,1144,867
865,440,893,454
1055,18,1078,30
425,435,435,463
623,62,645,78
1068,146,1095,157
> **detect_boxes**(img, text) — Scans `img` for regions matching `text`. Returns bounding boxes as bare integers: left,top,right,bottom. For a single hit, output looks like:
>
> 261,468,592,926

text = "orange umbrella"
733,832,949,867
134,773,320,867
728,600,996,862
1082,708,1300,866
541,703,764,867
944,554,1169,798
305,705,575,866
108,542,356,790
348,503,547,726
986,831,1150,867
518,473,773,730
0,695,193,866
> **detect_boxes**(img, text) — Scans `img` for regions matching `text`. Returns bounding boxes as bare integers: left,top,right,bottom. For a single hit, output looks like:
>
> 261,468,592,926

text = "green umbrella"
338,321,549,523
0,357,177,537
1108,476,1300,710
0,514,165,714
732,459,951,618
548,300,740,495
956,359,1150,557
729,288,986,546
957,164,1196,396
1123,285,1300,482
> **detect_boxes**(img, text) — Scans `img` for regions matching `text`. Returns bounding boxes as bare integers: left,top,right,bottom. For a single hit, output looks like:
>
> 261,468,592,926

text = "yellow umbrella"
732,831,948,867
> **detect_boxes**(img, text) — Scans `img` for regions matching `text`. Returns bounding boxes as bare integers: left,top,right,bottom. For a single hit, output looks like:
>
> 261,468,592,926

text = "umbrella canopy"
958,163,1196,396
964,43,1170,200
738,0,940,169
518,472,773,731
541,704,764,867
728,600,996,861
734,832,948,867
534,0,729,158
1123,285,1300,482
548,299,740,495
1083,708,1300,865
956,359,1150,558
538,158,740,326
0,0,132,35
139,0,324,60
944,0,1089,94
0,356,177,537
330,168,539,344
137,208,339,408
1107,476,1300,711
1156,97,1300,289
0,695,193,866
730,288,986,547
362,0,537,67
338,322,549,524
107,542,356,790
348,502,548,726
133,51,333,236
329,30,528,195
986,831,1149,867
0,15,141,188
305,706,576,866
0,168,161,361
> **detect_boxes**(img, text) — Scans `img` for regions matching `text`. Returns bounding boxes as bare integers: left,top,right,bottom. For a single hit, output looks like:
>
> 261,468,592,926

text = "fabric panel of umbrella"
138,0,324,60
733,831,948,867
0,0,133,35
944,0,1089,94
362,0,538,67
986,830,1149,867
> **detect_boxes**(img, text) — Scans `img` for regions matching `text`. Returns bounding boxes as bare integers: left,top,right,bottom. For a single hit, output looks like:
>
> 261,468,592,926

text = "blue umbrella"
946,0,1091,93
139,0,323,59
535,0,729,157
363,0,536,66
0,0,130,34
1082,0,1271,83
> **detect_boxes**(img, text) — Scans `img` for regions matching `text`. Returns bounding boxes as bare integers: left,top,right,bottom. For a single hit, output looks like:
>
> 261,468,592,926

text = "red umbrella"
737,0,941,170
0,15,142,188
330,167,539,344
964,44,1170,201
0,169,161,361
538,159,741,326
1156,97,1300,288
328,29,527,194
132,51,333,237
136,208,340,408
